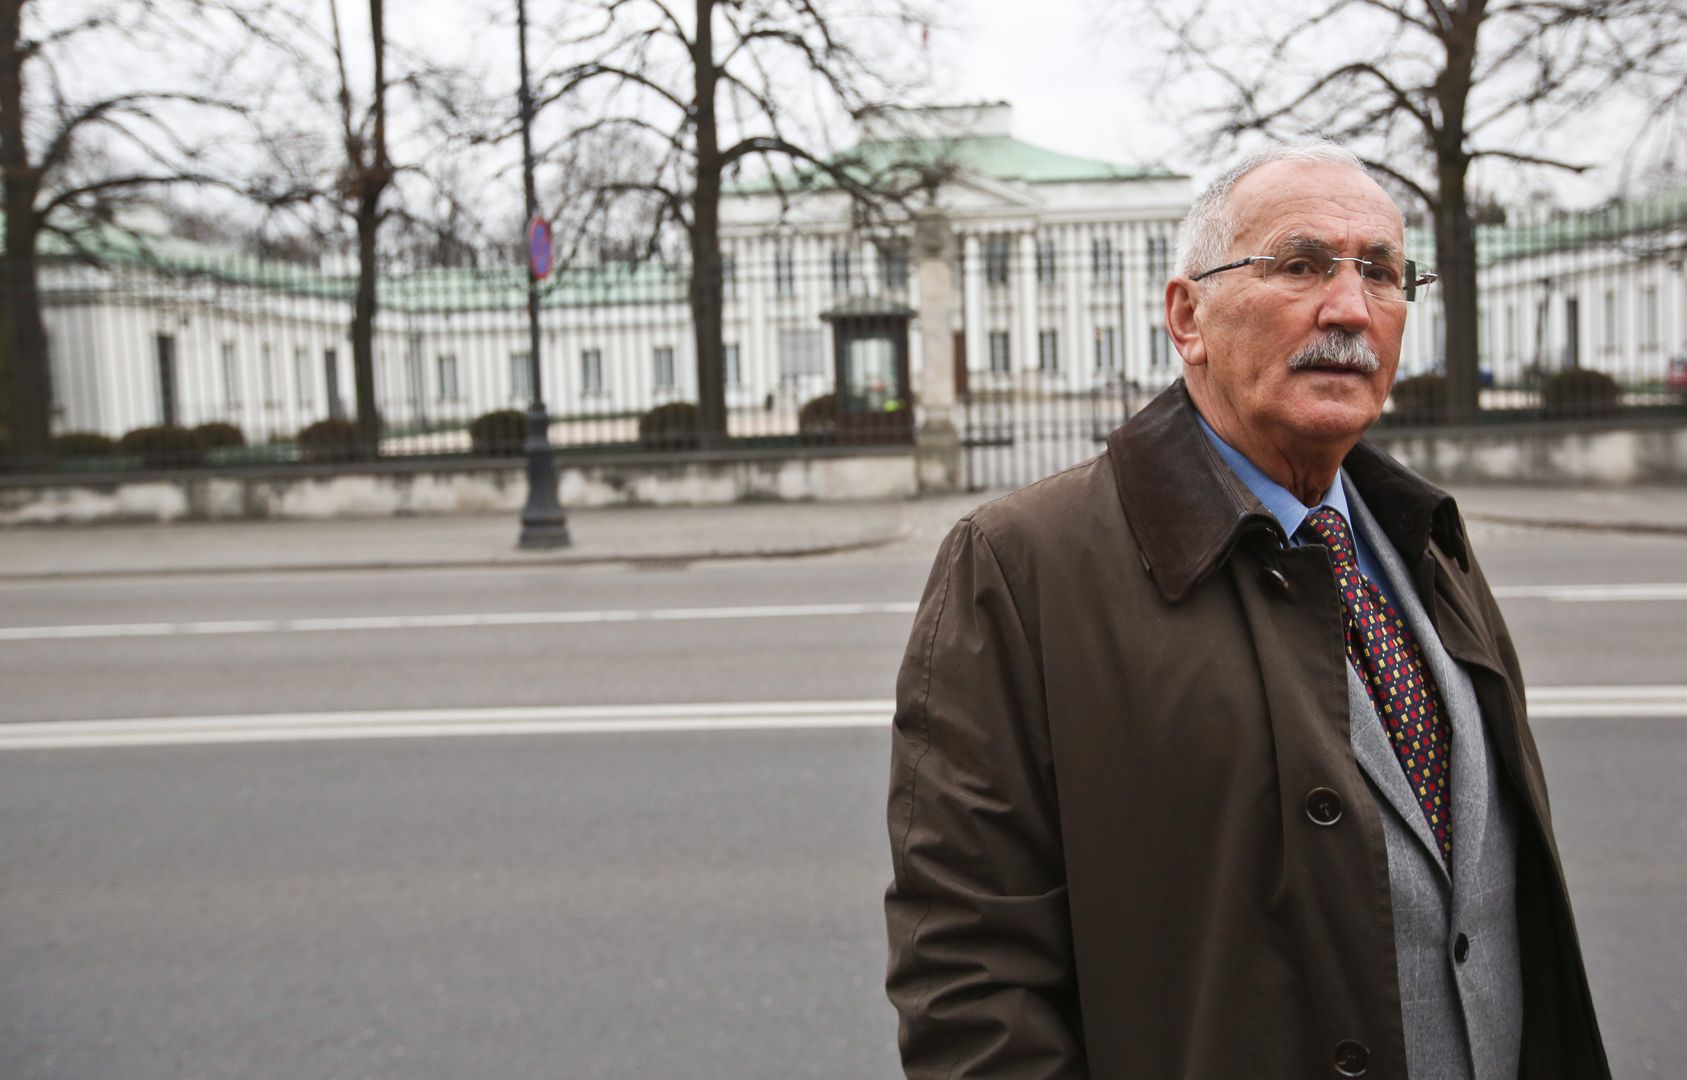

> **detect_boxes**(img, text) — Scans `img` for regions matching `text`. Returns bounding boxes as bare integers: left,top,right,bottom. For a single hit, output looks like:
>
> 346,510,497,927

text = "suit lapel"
1344,663,1449,880
1347,478,1474,884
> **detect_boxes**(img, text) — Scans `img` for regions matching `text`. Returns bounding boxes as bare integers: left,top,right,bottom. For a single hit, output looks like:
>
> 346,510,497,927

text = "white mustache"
1288,333,1380,373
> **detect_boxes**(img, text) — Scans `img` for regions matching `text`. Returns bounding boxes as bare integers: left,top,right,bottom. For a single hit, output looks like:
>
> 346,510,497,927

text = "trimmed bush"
1540,368,1619,419
192,422,246,450
1388,373,1449,425
637,401,700,450
296,418,362,462
469,409,529,457
118,425,205,468
52,431,119,457
798,393,838,435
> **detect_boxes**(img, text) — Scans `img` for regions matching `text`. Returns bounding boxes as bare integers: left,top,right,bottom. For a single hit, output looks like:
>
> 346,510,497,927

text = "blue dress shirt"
1195,414,1400,610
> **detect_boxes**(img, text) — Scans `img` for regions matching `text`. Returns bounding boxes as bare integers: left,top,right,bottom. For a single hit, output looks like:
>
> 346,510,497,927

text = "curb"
0,526,914,584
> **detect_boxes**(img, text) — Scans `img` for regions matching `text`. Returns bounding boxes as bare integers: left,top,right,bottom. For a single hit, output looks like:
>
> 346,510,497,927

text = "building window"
221,341,241,411
294,347,314,408
1035,240,1057,287
581,348,604,394
720,255,737,299
775,247,795,298
436,354,460,401
1602,288,1619,350
260,344,279,406
1147,235,1169,280
1092,237,1115,285
1641,286,1660,348
984,234,1011,287
723,343,742,386
1038,329,1059,373
510,352,533,401
778,328,824,378
988,331,1011,373
880,242,909,290
654,345,676,389
1094,326,1119,371
830,248,852,294
1149,326,1171,369
324,348,344,420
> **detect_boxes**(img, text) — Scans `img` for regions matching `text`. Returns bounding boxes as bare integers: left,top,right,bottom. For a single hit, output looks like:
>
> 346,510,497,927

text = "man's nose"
1317,264,1373,333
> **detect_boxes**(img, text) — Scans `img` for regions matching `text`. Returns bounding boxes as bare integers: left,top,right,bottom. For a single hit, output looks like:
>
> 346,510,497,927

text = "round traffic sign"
527,217,552,280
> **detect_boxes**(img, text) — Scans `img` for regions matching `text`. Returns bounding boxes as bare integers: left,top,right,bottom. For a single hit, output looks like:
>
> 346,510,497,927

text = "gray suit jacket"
1347,478,1525,1080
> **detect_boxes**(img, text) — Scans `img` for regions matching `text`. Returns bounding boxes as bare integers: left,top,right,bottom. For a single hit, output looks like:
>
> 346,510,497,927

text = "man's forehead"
1229,162,1403,250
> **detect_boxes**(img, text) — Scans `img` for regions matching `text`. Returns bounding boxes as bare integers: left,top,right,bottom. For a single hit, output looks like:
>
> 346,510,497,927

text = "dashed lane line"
0,601,922,642
2,583,1684,643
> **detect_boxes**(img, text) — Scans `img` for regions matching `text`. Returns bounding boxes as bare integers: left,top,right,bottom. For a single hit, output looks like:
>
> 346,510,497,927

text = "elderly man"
885,144,1608,1079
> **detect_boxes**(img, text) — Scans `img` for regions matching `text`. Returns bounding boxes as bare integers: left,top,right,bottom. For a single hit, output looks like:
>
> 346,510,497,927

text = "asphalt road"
2,522,1685,1078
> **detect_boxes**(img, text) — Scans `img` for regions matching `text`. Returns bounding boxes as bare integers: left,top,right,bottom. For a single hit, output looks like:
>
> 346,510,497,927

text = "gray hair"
1174,142,1371,280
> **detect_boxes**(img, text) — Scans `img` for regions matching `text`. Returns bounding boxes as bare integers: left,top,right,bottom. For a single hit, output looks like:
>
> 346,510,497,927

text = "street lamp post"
515,0,570,548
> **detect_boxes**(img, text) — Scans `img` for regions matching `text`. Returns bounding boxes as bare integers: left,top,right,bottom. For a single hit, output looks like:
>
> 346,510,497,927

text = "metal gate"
959,374,1134,492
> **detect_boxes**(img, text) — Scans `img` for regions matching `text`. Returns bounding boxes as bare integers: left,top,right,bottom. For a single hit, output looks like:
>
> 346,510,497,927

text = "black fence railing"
1,228,923,475
4,190,1684,487
952,194,1687,491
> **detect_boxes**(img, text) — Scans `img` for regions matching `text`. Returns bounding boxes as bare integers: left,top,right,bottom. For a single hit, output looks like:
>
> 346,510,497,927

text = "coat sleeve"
885,518,1084,1078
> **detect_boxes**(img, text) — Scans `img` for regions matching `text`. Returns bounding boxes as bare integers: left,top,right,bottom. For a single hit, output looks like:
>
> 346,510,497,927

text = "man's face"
1175,161,1408,460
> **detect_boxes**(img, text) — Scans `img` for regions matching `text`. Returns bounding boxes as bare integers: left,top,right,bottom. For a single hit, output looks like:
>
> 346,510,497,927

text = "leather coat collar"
1107,380,1468,603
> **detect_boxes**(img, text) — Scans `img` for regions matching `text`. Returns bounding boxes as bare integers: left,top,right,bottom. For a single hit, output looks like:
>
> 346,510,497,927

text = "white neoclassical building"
34,102,1196,448
31,106,1683,452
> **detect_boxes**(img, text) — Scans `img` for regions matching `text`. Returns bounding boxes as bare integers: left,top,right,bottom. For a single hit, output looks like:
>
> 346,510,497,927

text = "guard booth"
819,298,915,444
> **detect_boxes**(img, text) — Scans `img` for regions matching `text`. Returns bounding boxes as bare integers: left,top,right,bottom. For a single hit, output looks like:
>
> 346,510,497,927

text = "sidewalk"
0,495,983,580
0,484,1682,581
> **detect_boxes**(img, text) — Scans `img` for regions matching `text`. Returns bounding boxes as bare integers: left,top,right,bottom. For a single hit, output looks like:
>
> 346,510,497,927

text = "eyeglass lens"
1260,249,1412,302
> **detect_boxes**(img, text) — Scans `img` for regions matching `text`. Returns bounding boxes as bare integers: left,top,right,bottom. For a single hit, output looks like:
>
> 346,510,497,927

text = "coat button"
1305,787,1343,826
1333,1039,1369,1076
1454,932,1470,963
1262,567,1289,593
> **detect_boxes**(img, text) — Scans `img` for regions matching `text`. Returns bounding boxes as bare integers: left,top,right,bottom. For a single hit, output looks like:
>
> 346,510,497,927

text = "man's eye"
1278,259,1318,276
1365,264,1401,285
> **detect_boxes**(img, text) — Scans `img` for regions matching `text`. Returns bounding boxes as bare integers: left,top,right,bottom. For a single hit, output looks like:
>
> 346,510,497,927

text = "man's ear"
1166,277,1206,367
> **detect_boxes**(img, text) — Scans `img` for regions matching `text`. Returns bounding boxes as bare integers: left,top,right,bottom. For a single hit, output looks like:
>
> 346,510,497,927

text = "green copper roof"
28,222,687,312
1403,185,1687,268
728,134,1178,195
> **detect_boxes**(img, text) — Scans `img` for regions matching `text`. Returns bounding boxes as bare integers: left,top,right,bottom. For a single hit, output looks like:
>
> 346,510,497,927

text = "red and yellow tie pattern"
1301,507,1453,864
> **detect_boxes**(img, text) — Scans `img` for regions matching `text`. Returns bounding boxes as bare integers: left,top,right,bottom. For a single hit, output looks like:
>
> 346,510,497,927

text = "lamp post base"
518,403,571,549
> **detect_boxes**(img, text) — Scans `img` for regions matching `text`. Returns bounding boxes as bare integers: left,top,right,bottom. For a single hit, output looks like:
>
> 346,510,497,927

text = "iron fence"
3,189,1684,487
2,229,922,474
953,193,1687,491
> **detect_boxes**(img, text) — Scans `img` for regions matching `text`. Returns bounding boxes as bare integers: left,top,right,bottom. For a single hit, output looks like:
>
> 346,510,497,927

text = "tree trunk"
1435,7,1481,421
1436,163,1479,421
351,194,381,457
1,0,51,462
689,0,726,447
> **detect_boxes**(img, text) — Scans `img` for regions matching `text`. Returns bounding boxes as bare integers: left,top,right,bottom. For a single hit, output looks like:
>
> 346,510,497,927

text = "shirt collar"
1195,412,1349,542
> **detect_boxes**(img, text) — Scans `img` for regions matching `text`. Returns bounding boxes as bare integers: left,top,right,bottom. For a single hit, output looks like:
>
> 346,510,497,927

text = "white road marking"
3,688,1683,751
1524,685,1687,718
1491,583,1687,602
2,583,1683,643
0,601,921,642
0,700,900,750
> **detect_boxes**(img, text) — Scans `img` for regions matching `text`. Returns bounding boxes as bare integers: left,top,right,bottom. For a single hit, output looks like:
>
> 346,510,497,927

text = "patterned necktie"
1300,507,1453,865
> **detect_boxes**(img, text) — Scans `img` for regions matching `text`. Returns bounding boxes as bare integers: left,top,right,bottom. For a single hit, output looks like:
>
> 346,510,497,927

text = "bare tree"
530,0,935,444
241,1,480,456
1,0,251,460
1147,0,1687,418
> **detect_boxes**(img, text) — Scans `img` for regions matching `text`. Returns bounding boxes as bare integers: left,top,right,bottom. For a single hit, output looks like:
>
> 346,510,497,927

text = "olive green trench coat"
885,381,1608,1078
